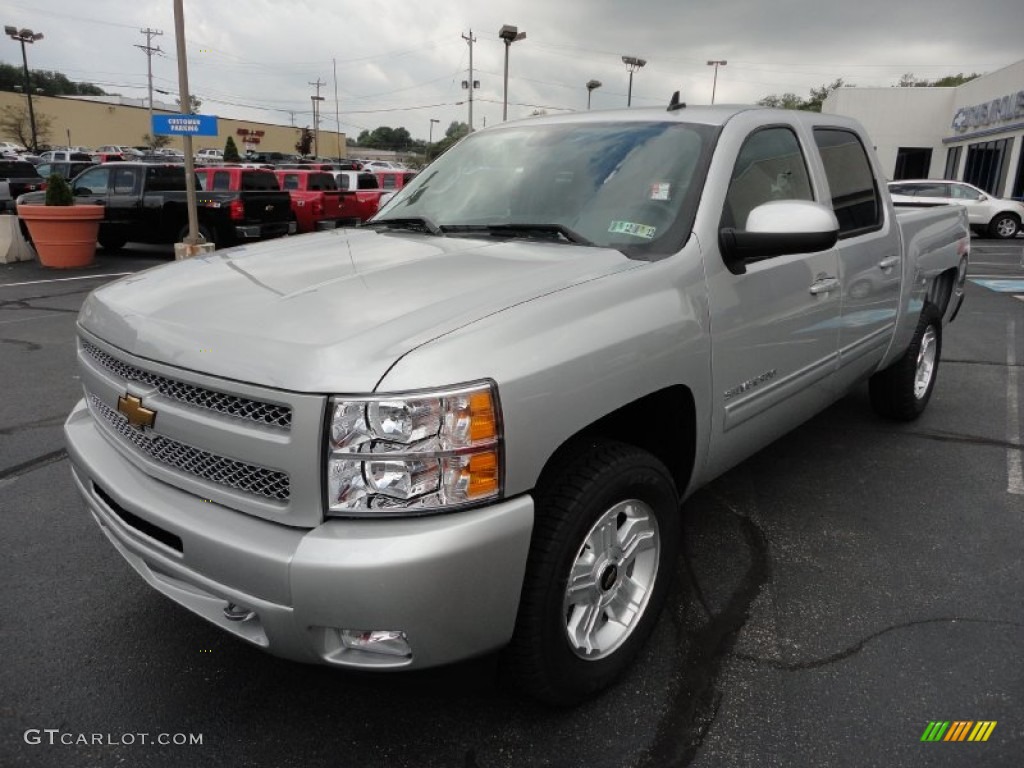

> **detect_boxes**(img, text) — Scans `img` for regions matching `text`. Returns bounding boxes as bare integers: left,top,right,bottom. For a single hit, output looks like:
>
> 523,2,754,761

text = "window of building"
813,128,882,237
1013,147,1024,201
893,147,932,180
963,138,1012,195
943,146,962,180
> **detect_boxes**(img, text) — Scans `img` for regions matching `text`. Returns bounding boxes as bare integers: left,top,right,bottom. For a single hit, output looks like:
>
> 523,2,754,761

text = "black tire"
176,222,216,248
97,232,128,252
503,440,680,705
988,213,1020,239
869,302,942,421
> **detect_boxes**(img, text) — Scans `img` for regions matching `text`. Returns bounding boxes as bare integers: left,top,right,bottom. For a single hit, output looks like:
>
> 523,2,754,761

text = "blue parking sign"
152,114,218,136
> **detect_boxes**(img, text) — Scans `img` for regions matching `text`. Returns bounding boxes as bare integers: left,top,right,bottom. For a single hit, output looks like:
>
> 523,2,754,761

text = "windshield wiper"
366,217,444,236
444,223,594,246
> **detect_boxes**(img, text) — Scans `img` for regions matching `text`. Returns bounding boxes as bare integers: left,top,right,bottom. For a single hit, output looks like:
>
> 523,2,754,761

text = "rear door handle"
878,256,899,270
809,277,840,295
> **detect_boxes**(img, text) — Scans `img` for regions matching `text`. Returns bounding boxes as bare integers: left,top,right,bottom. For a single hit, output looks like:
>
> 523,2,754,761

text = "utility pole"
136,27,163,133
461,30,477,131
309,77,325,157
332,59,341,160
172,0,200,248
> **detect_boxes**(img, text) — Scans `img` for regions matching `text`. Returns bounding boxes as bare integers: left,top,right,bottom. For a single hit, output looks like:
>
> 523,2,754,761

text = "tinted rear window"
309,173,337,191
145,166,187,191
357,173,379,190
0,162,41,178
241,171,279,191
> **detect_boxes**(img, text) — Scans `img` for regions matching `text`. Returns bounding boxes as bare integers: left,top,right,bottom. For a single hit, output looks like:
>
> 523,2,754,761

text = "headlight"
326,381,502,516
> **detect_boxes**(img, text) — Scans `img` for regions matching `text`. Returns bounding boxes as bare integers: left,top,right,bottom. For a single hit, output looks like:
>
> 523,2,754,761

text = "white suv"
888,179,1024,239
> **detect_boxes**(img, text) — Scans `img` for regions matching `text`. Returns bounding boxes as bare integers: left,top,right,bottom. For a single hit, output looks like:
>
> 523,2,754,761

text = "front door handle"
809,277,840,295
878,256,899,270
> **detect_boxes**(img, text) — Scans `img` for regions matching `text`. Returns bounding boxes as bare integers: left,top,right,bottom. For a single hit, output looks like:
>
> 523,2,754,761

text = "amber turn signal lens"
466,450,499,498
468,391,497,442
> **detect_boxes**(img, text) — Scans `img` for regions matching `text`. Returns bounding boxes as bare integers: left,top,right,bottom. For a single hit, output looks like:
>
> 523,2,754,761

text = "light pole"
498,24,526,122
428,117,440,159
586,79,602,110
707,60,727,105
621,55,646,107
5,26,43,152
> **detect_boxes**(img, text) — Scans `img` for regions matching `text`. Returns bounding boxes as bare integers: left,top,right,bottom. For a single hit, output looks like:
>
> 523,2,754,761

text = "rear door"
105,165,143,239
812,127,900,388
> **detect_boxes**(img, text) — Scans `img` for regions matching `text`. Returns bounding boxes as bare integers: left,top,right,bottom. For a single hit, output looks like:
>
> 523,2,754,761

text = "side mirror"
720,200,839,274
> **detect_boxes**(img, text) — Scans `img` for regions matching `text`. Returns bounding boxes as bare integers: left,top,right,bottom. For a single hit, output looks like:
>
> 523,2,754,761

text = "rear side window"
1,162,41,178
813,128,883,237
722,126,813,229
111,167,140,194
146,166,186,191
309,173,337,191
336,174,351,190
281,174,300,190
212,171,232,190
380,173,397,189
241,171,279,191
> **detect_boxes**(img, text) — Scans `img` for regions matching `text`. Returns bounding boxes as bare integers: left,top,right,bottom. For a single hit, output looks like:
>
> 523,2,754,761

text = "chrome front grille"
90,395,291,502
82,340,292,429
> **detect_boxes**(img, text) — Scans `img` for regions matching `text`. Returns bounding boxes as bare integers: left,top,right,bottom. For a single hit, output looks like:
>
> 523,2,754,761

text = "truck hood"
80,228,641,392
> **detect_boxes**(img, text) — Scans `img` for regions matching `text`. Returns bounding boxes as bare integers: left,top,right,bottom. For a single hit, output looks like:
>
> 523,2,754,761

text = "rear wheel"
98,232,127,252
504,440,680,705
988,213,1020,239
176,223,216,248
869,302,942,421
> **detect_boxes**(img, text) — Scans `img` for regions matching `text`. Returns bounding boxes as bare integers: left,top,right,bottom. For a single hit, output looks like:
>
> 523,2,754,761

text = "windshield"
374,120,716,256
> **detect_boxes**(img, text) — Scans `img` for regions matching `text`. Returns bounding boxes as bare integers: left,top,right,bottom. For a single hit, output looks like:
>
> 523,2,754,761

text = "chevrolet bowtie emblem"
117,394,156,429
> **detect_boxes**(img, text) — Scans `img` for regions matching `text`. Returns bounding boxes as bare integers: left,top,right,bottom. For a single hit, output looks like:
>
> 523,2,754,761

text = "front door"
704,124,841,480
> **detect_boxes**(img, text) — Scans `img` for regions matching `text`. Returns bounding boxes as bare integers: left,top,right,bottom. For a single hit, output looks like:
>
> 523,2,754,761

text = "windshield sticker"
650,182,671,201
609,220,657,239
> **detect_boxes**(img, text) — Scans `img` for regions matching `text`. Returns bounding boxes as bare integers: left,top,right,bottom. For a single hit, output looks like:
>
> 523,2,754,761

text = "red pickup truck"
332,170,385,223
274,169,355,233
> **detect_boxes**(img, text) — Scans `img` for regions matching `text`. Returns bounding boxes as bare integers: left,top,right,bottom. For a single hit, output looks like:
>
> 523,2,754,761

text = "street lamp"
707,60,727,105
498,24,526,122
429,118,440,146
5,25,43,152
586,79,602,110
621,55,646,107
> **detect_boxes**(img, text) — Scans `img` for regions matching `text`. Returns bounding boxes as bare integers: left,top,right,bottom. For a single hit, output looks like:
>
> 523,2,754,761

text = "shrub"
44,173,74,206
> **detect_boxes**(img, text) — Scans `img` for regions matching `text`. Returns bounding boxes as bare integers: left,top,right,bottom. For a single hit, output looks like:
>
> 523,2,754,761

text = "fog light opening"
223,602,256,622
340,629,412,658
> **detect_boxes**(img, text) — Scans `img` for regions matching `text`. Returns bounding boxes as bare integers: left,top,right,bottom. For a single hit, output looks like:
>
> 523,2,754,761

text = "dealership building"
823,59,1024,199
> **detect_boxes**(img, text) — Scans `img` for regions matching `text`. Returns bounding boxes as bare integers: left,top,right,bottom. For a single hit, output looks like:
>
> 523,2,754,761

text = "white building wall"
823,88,953,179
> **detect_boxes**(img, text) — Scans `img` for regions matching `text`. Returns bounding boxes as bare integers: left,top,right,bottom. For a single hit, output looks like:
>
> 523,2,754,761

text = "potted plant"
16,173,104,268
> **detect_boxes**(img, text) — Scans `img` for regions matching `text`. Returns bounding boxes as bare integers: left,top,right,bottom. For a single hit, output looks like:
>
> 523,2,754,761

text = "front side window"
813,128,883,237
722,126,814,230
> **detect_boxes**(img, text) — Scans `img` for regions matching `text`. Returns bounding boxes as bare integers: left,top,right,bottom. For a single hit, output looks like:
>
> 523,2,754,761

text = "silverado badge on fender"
117,394,156,429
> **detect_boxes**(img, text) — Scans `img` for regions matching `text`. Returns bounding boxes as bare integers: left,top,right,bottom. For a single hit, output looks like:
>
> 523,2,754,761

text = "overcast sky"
3,0,1021,142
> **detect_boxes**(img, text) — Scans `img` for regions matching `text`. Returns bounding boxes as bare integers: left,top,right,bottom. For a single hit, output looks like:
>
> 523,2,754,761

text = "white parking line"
0,313,73,326
0,273,132,288
1008,318,1023,495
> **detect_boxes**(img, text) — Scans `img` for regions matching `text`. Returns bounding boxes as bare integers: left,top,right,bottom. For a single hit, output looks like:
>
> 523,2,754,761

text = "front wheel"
988,213,1020,239
869,302,942,421
504,441,680,705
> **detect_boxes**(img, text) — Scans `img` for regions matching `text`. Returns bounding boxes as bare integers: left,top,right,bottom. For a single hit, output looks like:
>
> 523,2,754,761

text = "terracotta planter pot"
16,204,105,269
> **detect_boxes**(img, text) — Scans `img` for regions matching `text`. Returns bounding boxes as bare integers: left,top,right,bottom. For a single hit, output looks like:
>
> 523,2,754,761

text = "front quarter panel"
377,238,712,498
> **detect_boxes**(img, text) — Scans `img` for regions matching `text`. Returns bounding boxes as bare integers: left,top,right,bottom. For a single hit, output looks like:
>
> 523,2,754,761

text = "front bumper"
65,400,534,670
235,221,295,239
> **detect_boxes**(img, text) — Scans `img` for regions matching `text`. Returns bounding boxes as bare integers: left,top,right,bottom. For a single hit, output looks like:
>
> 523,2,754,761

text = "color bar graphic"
921,721,996,742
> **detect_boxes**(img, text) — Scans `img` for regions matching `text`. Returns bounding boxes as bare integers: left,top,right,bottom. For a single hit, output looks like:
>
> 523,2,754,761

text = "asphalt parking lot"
1,237,1022,768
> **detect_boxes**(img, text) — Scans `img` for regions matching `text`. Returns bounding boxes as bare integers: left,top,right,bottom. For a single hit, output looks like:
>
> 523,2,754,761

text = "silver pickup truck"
65,105,969,704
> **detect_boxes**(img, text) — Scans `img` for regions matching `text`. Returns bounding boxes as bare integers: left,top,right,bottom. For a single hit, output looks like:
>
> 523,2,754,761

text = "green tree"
428,121,471,161
757,79,846,112
223,135,241,161
355,126,414,150
898,72,980,88
175,94,202,112
0,104,52,149
295,126,313,156
142,132,171,149
0,63,105,96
